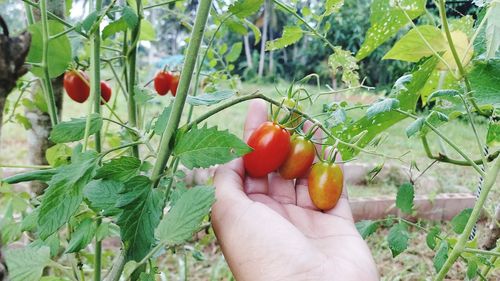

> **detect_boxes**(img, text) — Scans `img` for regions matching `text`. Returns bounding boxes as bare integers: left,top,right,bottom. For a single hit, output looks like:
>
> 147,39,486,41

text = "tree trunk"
258,0,270,77
28,1,65,195
243,35,253,69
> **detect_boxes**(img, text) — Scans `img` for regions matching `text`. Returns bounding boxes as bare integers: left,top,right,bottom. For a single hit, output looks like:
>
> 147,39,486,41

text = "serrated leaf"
102,18,128,40
156,186,215,245
187,90,235,106
84,179,123,216
427,89,460,101
95,156,141,182
434,240,449,272
466,258,478,280
66,218,96,253
406,117,425,138
426,226,440,250
329,46,360,87
265,26,303,51
116,176,163,261
226,18,248,35
5,246,51,281
383,25,447,62
396,183,414,214
134,86,154,105
49,114,103,143
356,0,426,60
245,19,261,45
46,144,72,167
469,59,500,106
326,108,347,128
486,120,499,147
323,0,344,16
355,220,379,239
81,11,99,32
122,6,139,28
29,233,60,258
95,221,110,242
174,125,252,169
38,149,99,239
229,0,264,18
154,106,172,135
27,20,72,78
366,98,400,118
430,111,449,122
226,42,243,62
139,19,156,41
485,1,500,58
451,208,473,234
387,222,410,257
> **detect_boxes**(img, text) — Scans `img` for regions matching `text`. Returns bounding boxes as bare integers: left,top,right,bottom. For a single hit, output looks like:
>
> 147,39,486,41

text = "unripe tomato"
278,135,315,180
64,70,90,103
170,75,180,97
273,97,302,128
243,121,291,178
308,161,343,210
154,71,174,96
100,81,112,104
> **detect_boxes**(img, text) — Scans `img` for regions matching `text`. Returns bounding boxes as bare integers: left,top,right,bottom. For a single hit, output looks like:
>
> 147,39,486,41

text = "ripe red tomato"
154,71,174,96
308,161,343,210
64,70,90,103
100,81,112,104
170,75,180,97
278,135,315,180
243,121,291,178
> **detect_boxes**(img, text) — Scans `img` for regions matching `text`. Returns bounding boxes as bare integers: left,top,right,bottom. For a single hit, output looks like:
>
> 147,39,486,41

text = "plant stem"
127,0,142,158
39,0,59,126
92,0,103,154
0,163,50,169
150,0,213,187
462,247,500,257
434,156,500,281
94,218,102,281
144,0,181,9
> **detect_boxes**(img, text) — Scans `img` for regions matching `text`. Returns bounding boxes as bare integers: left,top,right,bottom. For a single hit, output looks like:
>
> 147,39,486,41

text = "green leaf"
356,0,426,60
366,98,400,118
186,90,235,106
95,156,142,182
468,59,500,106
226,18,248,35
29,233,60,258
486,120,499,147
139,19,156,41
26,20,72,78
335,57,438,160
5,246,51,281
229,0,264,18
427,89,460,101
122,6,139,29
134,86,154,105
396,182,414,214
66,218,96,253
80,11,99,33
426,226,440,250
154,106,172,135
49,114,103,143
245,19,261,45
485,1,500,58
451,208,473,234
265,26,303,51
116,176,163,261
174,125,252,169
328,47,360,87
405,117,425,138
383,25,447,62
38,149,99,239
96,221,110,242
466,259,478,280
433,240,449,272
226,42,243,62
102,18,128,40
156,186,215,245
15,114,32,130
3,169,58,184
387,222,410,257
323,0,344,16
46,144,72,167
84,179,123,216
355,220,379,239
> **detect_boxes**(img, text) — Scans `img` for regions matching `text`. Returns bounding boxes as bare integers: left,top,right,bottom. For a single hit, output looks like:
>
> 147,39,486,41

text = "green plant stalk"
150,0,213,186
462,247,500,257
434,156,500,281
94,219,102,281
39,0,59,126
458,95,487,167
437,0,485,116
127,0,142,158
144,0,181,9
24,1,35,24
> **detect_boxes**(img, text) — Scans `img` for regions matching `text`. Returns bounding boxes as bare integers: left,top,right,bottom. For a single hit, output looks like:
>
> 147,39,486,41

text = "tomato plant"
278,135,315,180
243,121,291,177
154,71,174,96
63,70,89,103
308,161,343,210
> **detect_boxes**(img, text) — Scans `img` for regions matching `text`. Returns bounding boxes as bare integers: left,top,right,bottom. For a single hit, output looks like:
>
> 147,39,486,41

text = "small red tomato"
100,81,112,104
154,71,174,96
170,75,180,97
278,135,315,180
64,70,90,103
308,161,343,210
243,121,291,178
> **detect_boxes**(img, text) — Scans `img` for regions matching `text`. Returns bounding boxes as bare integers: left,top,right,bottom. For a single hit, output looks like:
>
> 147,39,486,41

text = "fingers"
212,158,247,211
243,99,268,141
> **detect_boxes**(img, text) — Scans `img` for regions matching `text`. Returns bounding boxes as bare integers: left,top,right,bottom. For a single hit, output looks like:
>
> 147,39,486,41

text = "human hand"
211,100,379,281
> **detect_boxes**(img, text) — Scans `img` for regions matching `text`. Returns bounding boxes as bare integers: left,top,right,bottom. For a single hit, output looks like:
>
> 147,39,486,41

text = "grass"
1,81,498,280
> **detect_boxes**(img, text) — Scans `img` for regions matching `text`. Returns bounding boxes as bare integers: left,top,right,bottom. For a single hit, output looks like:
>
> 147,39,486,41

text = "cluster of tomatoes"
243,98,344,211
153,71,180,97
63,70,112,104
